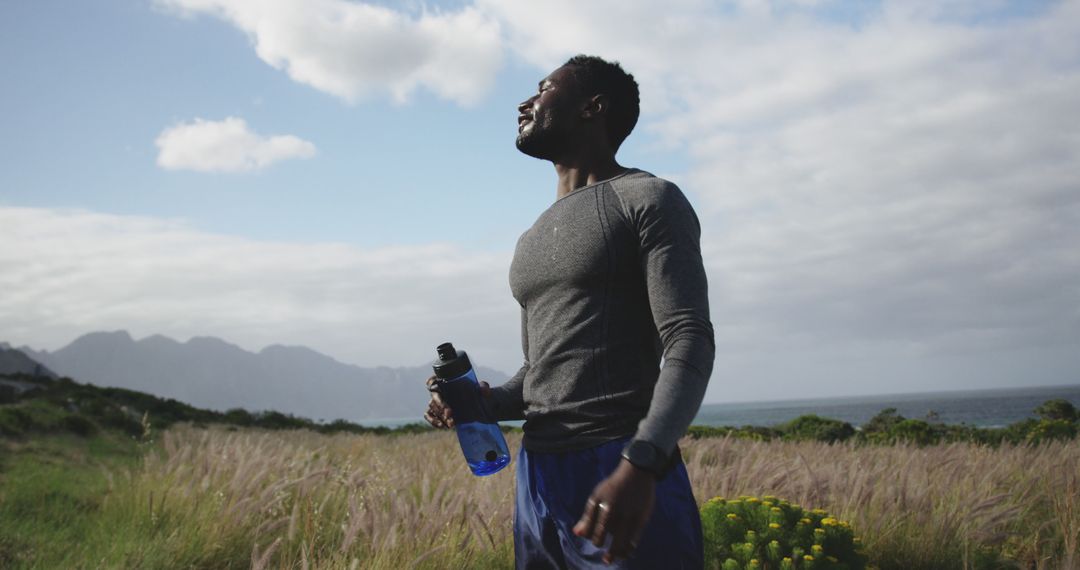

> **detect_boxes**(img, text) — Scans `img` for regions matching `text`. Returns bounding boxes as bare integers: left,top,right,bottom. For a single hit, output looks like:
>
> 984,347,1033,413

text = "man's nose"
518,97,535,113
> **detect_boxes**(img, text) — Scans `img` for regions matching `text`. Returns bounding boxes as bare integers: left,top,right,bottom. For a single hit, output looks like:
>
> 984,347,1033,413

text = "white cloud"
12,1,1080,401
155,117,316,172
0,207,522,372
156,0,503,105
480,0,1080,398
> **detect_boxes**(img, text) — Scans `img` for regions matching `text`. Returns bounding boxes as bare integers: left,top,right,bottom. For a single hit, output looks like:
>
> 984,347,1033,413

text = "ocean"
694,384,1080,429
363,383,1080,429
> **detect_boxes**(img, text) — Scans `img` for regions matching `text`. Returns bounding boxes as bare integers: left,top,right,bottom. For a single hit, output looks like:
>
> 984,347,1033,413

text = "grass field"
1,426,1077,569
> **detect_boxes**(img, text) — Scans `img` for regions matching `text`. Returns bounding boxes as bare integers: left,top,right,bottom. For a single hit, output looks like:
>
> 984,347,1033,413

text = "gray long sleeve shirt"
487,169,715,456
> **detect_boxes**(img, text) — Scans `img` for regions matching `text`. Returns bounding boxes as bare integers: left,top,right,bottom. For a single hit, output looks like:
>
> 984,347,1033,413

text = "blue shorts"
514,437,703,569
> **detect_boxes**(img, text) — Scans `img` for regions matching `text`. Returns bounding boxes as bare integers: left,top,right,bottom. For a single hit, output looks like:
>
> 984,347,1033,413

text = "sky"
1,0,1078,404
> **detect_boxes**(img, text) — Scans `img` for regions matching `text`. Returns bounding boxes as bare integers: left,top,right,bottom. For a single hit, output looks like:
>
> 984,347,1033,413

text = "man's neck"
553,155,626,200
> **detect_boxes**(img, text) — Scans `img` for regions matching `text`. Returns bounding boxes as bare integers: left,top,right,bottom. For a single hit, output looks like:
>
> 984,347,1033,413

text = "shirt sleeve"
625,181,715,456
485,306,528,421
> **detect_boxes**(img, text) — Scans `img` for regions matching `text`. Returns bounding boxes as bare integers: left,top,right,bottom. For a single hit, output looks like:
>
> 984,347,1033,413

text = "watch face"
626,440,660,472
634,441,657,465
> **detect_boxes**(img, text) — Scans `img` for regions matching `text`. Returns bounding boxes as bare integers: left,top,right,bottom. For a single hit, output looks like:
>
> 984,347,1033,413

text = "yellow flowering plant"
701,495,868,570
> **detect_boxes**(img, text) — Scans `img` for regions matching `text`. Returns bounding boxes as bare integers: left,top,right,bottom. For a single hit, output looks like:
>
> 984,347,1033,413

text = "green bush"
1025,419,1077,444
687,425,781,441
688,426,735,439
889,419,940,446
96,406,142,437
701,495,870,570
223,408,255,426
1033,399,1077,422
780,415,855,443
60,414,98,437
0,406,30,436
0,400,68,435
860,408,903,435
0,384,17,405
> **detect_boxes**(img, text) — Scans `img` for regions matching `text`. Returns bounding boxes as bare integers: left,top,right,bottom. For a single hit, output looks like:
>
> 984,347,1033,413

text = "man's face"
516,65,581,159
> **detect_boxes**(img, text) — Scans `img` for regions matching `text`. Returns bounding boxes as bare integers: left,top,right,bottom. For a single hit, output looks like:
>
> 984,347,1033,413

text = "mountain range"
0,342,57,379
12,332,508,423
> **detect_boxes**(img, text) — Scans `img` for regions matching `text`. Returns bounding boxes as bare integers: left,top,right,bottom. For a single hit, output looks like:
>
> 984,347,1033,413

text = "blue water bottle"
432,342,511,476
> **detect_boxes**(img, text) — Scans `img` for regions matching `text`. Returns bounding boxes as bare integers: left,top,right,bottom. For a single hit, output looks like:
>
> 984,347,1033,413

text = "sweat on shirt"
486,169,715,456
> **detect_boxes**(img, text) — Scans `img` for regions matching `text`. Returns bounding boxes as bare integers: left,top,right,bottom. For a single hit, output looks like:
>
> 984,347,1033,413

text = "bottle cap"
432,342,472,380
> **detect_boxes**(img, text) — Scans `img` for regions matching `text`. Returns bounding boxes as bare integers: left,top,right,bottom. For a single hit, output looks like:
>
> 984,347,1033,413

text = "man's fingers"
423,407,445,428
424,399,454,429
439,405,454,427
590,502,614,547
603,522,635,564
427,376,447,405
423,411,443,428
573,499,600,540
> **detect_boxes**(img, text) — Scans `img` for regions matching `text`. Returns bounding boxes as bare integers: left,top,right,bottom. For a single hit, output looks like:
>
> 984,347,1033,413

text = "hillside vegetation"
3,373,1077,446
1,374,1078,568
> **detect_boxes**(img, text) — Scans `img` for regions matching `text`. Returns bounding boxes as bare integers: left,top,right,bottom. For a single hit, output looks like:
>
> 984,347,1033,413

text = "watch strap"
622,439,679,480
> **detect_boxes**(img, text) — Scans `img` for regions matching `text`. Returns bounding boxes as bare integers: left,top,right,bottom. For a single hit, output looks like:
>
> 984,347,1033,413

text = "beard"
515,116,568,160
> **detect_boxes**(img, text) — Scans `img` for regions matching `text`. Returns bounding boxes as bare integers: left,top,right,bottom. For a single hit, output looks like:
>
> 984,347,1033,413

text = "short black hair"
562,55,640,151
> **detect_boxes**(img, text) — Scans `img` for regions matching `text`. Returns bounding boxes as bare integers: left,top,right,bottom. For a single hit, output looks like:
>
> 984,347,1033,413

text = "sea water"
694,384,1080,428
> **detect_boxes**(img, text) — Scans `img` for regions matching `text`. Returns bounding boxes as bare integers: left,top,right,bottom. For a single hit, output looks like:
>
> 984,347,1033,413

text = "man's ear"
581,94,608,120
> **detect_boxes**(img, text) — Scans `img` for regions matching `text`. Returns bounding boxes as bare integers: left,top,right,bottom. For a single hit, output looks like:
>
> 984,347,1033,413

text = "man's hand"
423,375,491,429
572,459,656,564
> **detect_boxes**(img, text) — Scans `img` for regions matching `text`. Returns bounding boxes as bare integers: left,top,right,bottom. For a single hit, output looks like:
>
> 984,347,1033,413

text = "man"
425,55,714,569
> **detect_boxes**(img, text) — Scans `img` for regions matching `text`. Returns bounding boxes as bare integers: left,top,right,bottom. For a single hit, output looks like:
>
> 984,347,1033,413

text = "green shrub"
0,400,68,436
0,384,18,404
891,419,940,445
60,414,99,437
1025,419,1077,444
860,408,903,435
253,410,309,430
687,425,781,441
688,426,735,439
1033,399,1078,422
998,418,1039,445
701,495,870,570
223,408,255,426
780,415,855,443
96,406,142,437
0,406,30,436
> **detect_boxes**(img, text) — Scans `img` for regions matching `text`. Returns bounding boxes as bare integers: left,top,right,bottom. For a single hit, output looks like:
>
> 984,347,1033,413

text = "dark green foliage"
1033,399,1077,422
779,415,856,443
0,400,69,436
861,408,904,435
997,418,1039,444
60,414,98,436
686,425,781,441
685,399,1079,448
888,419,939,446
0,384,17,404
688,425,735,439
0,373,432,439
5,372,1075,448
223,408,254,426
1025,419,1077,443
251,410,309,430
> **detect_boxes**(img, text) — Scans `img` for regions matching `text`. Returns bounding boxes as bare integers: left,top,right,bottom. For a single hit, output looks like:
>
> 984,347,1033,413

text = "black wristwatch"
621,439,673,480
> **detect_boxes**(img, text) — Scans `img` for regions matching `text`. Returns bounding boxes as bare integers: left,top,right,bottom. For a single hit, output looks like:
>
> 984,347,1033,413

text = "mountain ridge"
16,331,508,423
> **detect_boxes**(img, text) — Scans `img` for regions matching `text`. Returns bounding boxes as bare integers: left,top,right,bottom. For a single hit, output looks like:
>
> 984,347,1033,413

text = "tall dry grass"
86,426,1079,569
124,427,517,569
683,437,1080,569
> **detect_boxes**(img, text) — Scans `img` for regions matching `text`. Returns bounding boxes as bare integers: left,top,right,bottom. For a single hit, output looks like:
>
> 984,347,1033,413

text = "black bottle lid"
433,342,472,380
